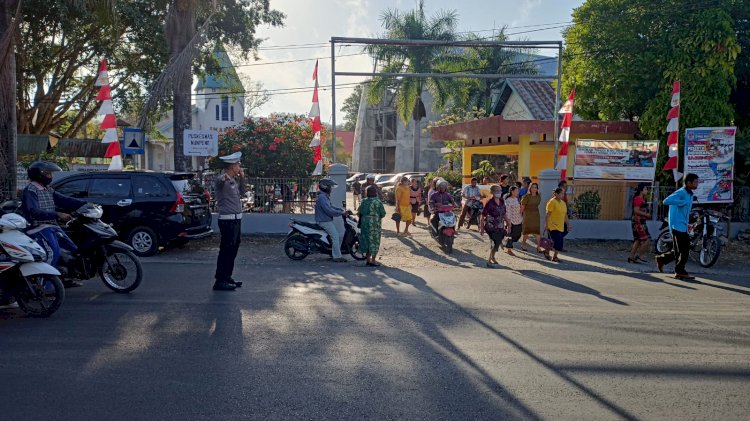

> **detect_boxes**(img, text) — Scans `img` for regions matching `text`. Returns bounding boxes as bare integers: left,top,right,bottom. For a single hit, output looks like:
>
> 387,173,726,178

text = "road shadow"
514,269,629,306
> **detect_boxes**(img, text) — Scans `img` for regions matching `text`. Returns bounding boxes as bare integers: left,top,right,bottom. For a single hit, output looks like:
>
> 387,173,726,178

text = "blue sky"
240,0,585,120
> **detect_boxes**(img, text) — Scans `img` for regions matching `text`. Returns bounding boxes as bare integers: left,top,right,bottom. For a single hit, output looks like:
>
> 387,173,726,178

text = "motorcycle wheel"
654,229,673,254
445,235,454,254
284,233,309,261
349,237,367,261
15,275,65,318
99,249,143,293
698,237,721,268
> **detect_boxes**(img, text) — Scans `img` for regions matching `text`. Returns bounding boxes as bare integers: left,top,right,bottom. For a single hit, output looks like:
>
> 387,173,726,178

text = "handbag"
538,230,554,251
391,212,401,222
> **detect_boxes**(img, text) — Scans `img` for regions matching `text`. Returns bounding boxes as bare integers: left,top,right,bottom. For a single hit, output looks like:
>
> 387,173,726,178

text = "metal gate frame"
329,37,564,165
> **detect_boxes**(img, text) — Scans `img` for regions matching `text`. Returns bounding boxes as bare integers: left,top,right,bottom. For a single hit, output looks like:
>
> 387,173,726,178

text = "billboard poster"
573,140,659,181
684,127,736,204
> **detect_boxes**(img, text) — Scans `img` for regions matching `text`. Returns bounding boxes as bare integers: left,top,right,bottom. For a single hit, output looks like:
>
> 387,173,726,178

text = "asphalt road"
1,252,749,420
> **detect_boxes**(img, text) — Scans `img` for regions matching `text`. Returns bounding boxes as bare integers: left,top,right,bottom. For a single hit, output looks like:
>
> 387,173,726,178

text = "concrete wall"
214,213,750,240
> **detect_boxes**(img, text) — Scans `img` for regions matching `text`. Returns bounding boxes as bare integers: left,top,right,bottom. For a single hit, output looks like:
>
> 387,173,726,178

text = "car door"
86,175,133,230
132,174,173,226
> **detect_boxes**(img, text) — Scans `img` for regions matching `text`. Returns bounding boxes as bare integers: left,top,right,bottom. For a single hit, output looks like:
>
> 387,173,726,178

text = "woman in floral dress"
358,185,386,266
504,186,524,256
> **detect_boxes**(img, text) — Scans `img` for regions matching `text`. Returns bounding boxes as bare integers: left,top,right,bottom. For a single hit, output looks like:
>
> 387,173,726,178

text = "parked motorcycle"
430,206,457,254
0,213,65,317
48,204,143,293
464,199,483,230
284,210,366,261
654,208,725,268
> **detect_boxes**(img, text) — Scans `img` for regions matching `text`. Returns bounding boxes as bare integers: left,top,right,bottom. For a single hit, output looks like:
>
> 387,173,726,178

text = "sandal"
552,257,560,263
544,252,551,261
521,246,528,252
627,257,641,264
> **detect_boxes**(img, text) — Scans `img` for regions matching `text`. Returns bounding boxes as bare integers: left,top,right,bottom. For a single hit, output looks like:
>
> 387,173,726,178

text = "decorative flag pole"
95,59,122,171
308,60,323,176
663,81,681,183
556,87,575,180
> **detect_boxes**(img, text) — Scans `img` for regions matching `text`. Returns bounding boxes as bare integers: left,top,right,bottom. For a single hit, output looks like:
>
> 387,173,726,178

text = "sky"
235,0,585,124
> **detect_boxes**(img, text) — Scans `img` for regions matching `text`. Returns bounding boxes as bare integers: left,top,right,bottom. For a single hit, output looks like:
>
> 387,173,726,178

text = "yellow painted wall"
462,131,636,183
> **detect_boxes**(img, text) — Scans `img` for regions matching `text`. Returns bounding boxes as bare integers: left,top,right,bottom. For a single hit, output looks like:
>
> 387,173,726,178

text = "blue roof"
196,51,244,91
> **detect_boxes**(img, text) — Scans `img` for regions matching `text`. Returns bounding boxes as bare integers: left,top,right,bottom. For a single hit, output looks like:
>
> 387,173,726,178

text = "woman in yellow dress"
394,177,413,236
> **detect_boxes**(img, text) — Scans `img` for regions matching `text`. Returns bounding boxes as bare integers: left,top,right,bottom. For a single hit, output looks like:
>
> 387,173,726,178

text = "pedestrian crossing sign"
123,128,145,154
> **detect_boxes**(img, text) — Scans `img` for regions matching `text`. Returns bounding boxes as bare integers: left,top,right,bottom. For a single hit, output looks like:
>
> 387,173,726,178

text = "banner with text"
183,130,219,157
685,127,736,204
574,140,659,181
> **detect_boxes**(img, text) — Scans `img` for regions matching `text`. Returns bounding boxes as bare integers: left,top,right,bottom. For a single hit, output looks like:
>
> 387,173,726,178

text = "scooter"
46,203,143,293
430,206,457,254
464,199,483,229
284,210,366,261
0,213,65,318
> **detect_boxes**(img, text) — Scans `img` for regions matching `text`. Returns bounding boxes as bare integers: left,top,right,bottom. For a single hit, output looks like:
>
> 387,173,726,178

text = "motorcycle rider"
21,161,87,287
458,177,481,229
428,179,455,233
315,178,346,262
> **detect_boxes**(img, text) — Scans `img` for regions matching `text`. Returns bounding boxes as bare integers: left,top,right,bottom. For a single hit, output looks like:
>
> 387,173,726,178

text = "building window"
215,104,220,121
230,106,234,122
221,96,230,121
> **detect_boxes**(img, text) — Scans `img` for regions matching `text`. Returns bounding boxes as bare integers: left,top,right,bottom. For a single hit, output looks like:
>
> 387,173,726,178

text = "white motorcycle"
430,205,457,254
0,213,65,318
284,211,366,261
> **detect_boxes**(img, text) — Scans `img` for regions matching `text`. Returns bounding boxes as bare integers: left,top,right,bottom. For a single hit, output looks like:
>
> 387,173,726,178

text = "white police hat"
219,151,242,164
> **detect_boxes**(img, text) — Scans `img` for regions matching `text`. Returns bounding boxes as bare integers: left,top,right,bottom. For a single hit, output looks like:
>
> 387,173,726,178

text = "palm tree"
366,0,461,172
458,30,539,113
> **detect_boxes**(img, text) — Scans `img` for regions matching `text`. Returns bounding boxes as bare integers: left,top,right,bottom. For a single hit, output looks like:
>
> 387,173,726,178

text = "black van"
51,171,212,256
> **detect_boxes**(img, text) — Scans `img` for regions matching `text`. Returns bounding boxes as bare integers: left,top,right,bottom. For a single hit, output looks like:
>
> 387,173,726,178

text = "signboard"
183,130,219,157
684,127,736,204
574,140,659,181
123,128,145,155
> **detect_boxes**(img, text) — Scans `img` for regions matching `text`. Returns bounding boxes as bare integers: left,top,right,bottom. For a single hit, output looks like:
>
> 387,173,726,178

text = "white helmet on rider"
436,179,449,190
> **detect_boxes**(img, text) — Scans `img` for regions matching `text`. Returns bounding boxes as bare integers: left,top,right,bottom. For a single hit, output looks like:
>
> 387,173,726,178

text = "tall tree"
341,83,363,131
366,0,461,171
159,0,284,171
0,0,20,198
563,0,742,182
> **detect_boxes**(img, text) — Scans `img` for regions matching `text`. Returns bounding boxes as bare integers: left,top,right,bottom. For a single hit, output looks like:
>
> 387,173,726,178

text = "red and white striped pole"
308,60,323,176
556,87,575,180
95,59,122,171
663,81,681,182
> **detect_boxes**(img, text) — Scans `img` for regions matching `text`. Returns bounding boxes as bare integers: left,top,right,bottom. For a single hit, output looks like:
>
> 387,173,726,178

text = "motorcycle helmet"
437,179,449,190
27,161,62,186
318,178,338,194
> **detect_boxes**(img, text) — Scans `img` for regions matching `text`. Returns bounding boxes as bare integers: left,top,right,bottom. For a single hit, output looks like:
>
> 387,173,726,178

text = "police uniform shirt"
213,173,244,215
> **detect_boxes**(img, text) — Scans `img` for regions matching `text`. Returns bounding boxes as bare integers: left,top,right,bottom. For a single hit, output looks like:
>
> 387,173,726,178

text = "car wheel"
128,226,159,257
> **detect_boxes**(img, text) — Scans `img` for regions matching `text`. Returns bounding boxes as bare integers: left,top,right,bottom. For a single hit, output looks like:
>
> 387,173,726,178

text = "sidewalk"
149,201,750,281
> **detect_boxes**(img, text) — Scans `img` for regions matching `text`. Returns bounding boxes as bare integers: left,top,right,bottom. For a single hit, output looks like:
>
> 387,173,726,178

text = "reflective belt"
218,213,243,220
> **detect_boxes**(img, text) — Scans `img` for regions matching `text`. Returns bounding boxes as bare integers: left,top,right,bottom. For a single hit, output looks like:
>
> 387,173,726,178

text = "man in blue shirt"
656,173,700,280
315,178,346,262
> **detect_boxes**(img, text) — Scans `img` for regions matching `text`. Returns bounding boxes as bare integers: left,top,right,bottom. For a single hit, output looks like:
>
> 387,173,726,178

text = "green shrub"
426,168,462,189
573,190,602,220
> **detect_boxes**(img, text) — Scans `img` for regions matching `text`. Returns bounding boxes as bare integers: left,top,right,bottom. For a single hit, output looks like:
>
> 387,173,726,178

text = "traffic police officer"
212,151,245,291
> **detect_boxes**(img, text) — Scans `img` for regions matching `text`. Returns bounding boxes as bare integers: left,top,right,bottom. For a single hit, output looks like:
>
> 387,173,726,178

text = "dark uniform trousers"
215,219,242,281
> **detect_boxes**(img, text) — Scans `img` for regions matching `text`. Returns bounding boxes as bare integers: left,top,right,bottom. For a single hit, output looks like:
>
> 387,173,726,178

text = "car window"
55,179,89,199
89,178,132,199
133,175,170,198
